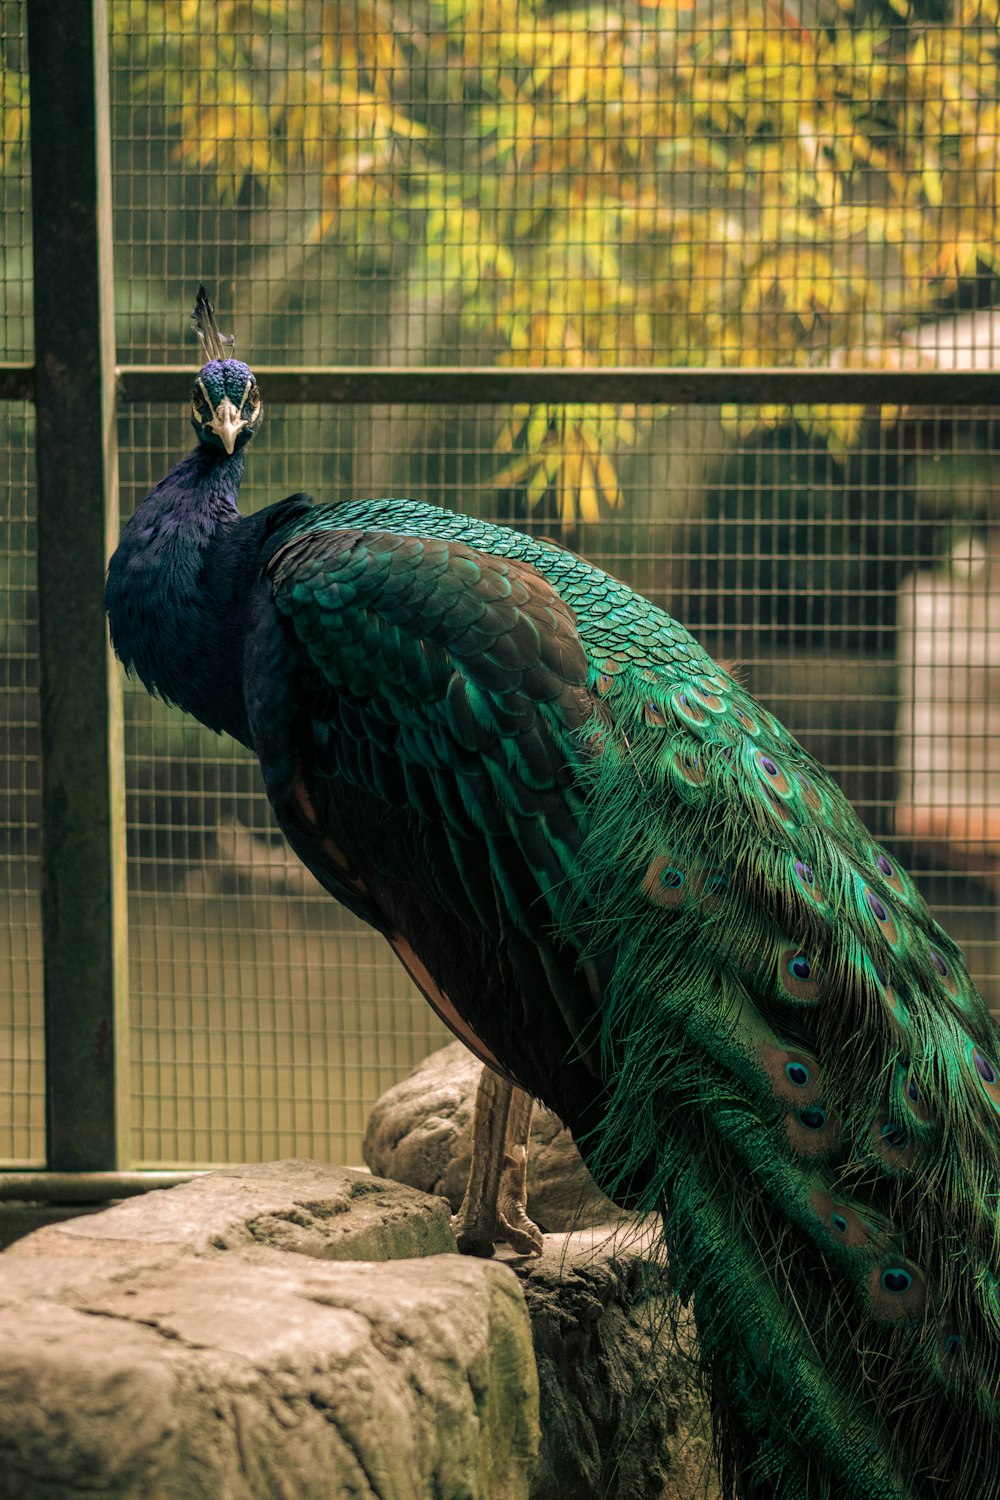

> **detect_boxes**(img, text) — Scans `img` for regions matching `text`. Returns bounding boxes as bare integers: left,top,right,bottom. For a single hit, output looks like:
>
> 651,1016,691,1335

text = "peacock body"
106,294,1000,1500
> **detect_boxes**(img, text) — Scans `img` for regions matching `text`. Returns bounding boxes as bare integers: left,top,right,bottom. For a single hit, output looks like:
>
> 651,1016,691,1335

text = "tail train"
560,660,1000,1499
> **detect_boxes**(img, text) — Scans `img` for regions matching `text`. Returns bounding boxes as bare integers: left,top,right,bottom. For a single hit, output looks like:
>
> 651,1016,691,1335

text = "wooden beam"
28,0,129,1171
117,363,1000,406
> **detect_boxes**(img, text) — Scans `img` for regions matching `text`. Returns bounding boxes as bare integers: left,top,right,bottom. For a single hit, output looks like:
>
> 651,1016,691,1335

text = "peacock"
106,289,1000,1500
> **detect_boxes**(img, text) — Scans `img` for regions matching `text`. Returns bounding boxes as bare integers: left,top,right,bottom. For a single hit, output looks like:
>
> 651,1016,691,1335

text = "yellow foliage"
98,0,1000,521
493,403,626,526
0,65,27,172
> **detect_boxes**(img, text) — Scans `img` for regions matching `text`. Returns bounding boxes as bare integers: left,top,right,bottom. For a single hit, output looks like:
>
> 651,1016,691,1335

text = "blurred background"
2,0,1000,1170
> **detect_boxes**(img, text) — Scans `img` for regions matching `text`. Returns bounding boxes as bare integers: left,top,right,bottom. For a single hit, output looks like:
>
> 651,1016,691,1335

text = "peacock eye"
249,384,260,405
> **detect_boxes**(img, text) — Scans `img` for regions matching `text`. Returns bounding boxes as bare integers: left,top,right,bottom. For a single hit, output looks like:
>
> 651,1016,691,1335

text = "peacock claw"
497,1207,544,1258
496,1138,544,1255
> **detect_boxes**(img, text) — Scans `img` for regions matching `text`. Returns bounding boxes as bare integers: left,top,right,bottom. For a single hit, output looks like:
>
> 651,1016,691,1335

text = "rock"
0,1158,455,1266
364,1049,719,1499
0,1157,720,1500
363,1042,620,1232
508,1227,720,1500
0,1162,539,1500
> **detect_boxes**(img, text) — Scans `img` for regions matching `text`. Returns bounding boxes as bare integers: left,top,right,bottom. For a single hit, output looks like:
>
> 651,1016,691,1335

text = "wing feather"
250,523,603,1099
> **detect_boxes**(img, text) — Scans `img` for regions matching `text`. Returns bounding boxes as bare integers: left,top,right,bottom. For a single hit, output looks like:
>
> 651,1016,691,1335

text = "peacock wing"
246,522,607,1106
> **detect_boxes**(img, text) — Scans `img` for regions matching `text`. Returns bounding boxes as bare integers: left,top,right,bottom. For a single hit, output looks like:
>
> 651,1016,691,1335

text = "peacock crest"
191,282,236,362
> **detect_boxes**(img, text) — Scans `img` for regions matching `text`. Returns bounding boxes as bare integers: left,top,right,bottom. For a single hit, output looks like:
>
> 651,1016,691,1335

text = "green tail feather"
558,660,1000,1500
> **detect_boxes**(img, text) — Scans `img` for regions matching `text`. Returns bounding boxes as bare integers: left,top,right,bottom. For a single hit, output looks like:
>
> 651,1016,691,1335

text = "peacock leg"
496,1083,543,1255
454,1066,543,1257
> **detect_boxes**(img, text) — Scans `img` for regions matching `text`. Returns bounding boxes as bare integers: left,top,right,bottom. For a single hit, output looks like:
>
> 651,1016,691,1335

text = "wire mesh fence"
0,0,38,1166
0,402,40,1167
3,0,1000,1168
115,403,1000,1165
105,0,1000,375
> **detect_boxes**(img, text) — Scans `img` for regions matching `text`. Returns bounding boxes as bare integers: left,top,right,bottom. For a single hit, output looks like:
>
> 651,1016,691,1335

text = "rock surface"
0,1161,538,1500
365,1047,720,1499
512,1227,718,1500
363,1040,620,1231
0,1156,455,1264
0,1154,719,1500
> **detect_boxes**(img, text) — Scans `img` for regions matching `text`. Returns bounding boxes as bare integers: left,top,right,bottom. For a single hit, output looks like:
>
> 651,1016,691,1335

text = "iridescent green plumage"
268,499,1000,1500
108,350,1000,1498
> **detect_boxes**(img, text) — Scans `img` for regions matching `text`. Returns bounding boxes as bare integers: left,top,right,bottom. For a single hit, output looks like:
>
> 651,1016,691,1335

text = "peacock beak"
208,397,244,455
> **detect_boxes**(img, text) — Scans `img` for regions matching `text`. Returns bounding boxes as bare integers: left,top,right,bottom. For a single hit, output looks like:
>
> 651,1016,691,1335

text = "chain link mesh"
2,0,999,1166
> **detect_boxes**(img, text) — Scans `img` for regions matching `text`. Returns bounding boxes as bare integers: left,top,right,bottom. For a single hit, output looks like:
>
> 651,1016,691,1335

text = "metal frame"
7,0,1000,1200
0,1171,198,1204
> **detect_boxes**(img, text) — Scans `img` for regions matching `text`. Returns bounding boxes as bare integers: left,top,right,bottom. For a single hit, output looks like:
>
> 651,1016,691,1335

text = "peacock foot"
496,1137,544,1256
453,1161,543,1257
453,1067,543,1257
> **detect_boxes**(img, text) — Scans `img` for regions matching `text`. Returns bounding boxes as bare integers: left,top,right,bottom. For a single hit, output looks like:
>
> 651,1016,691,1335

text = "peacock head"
189,285,263,456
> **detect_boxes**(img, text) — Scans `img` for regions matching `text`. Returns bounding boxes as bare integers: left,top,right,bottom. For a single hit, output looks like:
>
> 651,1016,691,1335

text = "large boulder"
0,1154,719,1500
0,1161,538,1500
365,1047,720,1499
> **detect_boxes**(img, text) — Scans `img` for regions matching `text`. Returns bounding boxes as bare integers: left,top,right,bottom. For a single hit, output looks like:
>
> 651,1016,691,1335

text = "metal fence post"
28,0,129,1170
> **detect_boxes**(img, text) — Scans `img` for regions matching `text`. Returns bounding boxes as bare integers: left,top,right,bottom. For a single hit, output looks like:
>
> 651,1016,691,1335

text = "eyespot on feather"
643,857,688,908
777,947,821,1002
882,987,908,1024
862,885,899,945
967,1042,1000,1111
762,1045,821,1103
792,855,825,909
793,771,823,811
867,1260,925,1321
870,1112,918,1172
688,679,726,713
758,783,799,829
873,849,907,898
895,1064,934,1125
733,706,759,735
927,943,961,998
926,1329,966,1388
672,689,708,728
700,869,730,910
810,1191,874,1250
643,699,668,727
672,749,706,786
754,751,792,798
786,1105,840,1157
859,952,906,1029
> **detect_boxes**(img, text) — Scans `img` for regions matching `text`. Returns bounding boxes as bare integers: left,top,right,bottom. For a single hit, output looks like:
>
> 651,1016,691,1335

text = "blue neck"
141,442,247,519
106,443,253,742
